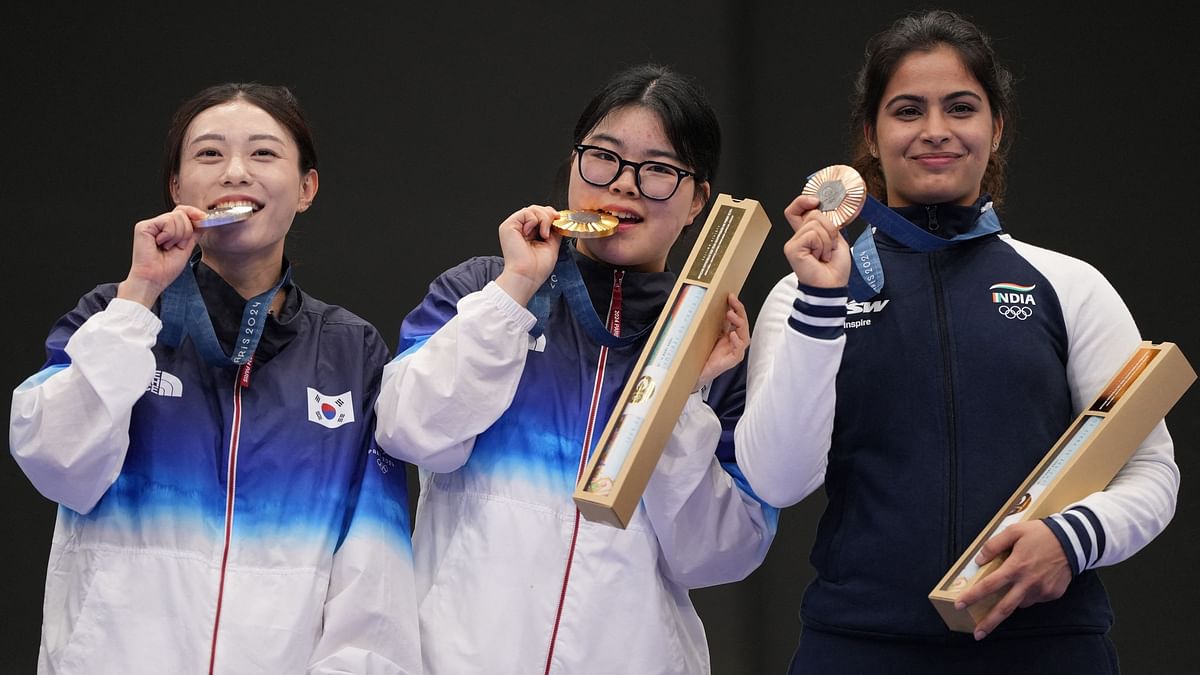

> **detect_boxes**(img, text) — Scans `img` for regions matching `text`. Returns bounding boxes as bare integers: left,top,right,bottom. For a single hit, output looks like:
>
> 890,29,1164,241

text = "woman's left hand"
695,293,750,392
954,520,1073,641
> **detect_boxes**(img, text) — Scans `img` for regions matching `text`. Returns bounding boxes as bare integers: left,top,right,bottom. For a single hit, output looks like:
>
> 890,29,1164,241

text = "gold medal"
198,203,254,228
552,209,619,239
800,165,866,229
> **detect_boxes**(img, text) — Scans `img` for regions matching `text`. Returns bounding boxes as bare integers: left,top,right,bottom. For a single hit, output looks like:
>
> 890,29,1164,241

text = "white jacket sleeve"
641,391,777,588
10,297,159,513
734,275,846,508
1024,243,1181,574
375,281,536,473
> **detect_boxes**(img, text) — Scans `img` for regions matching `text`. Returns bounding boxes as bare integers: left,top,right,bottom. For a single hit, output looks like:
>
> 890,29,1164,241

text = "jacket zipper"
544,270,624,674
209,366,248,674
926,205,940,231
928,253,959,566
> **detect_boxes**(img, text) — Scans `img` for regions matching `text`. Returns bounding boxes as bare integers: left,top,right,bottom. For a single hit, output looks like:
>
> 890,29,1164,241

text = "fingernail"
974,630,986,641
954,601,965,610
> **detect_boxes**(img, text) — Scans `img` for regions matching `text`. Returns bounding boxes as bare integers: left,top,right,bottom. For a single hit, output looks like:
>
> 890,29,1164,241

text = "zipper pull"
238,355,255,389
926,205,940,231
610,270,625,337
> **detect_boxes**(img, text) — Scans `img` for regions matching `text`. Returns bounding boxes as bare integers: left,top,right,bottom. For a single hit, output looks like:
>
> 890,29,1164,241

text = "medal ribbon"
845,197,1001,300
159,255,291,369
527,243,651,348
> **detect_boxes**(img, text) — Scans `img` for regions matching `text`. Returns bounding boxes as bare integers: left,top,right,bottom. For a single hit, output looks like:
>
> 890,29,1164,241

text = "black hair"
162,83,317,208
555,64,721,208
573,64,720,184
850,10,1015,205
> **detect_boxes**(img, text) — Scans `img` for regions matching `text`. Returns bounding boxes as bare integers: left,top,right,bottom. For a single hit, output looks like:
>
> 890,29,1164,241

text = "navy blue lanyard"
527,243,651,348
846,196,1002,300
158,255,291,369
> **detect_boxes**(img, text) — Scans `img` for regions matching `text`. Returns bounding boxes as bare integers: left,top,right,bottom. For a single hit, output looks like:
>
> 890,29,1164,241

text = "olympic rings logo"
998,305,1032,320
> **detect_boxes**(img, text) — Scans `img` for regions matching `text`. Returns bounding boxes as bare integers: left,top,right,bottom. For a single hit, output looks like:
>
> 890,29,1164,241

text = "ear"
296,169,319,213
864,123,878,158
687,180,711,225
991,114,1005,152
170,174,181,204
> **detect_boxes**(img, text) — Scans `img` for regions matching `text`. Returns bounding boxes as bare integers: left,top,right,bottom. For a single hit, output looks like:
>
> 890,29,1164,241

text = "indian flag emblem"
307,387,356,429
990,282,1037,304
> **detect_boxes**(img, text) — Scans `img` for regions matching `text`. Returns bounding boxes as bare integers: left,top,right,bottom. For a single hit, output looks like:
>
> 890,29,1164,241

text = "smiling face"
570,105,708,272
870,44,1002,207
171,99,317,264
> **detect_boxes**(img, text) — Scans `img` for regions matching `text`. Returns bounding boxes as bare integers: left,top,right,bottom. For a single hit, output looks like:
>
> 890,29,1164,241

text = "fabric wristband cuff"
1042,516,1082,576
788,282,848,340
1044,506,1106,575
107,297,164,334
482,281,537,331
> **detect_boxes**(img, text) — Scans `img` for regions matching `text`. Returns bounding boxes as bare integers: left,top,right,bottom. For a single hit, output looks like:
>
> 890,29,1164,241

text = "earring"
868,145,878,158
992,140,1000,152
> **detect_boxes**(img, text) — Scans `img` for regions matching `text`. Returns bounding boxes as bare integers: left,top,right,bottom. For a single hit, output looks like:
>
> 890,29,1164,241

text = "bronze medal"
800,165,866,229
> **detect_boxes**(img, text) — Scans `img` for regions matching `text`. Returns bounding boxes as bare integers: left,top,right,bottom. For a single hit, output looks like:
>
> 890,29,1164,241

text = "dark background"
5,2,1197,672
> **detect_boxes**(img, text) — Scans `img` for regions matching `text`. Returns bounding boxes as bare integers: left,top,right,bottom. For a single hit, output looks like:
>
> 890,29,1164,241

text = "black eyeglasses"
574,144,694,201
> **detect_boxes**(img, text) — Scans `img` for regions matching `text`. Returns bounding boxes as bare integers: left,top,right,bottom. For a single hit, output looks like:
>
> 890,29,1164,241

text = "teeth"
212,200,259,211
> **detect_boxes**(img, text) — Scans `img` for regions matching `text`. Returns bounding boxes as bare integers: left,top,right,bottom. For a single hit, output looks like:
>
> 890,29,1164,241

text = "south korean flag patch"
307,387,356,429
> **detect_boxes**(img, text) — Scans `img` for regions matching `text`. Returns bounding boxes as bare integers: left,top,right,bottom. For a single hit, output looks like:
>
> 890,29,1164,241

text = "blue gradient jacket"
375,249,776,675
11,279,420,674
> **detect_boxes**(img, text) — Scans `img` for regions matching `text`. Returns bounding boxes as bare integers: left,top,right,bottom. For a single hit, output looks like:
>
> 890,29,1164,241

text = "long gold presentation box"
929,341,1195,632
572,194,771,528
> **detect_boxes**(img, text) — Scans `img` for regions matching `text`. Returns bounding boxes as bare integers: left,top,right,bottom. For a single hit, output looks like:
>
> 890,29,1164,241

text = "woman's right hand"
494,204,562,305
782,194,851,288
116,205,206,308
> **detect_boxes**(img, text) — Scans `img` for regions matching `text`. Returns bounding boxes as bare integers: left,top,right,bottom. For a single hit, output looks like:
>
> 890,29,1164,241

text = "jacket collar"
572,246,675,335
890,194,995,240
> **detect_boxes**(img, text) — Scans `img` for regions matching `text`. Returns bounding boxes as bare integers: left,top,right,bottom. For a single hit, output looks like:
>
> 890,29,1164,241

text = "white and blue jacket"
737,202,1179,641
10,269,420,674
375,249,777,675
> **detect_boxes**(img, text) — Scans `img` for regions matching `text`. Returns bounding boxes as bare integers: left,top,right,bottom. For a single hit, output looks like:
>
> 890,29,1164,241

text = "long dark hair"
850,10,1015,205
161,83,318,208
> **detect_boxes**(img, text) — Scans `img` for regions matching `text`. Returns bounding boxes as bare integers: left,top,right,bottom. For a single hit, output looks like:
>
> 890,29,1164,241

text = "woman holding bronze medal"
10,83,420,674
736,10,1178,673
374,64,775,674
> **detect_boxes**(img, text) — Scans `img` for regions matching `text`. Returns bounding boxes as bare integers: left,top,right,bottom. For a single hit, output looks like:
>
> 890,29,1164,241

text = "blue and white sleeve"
374,258,537,473
788,281,848,340
11,292,160,514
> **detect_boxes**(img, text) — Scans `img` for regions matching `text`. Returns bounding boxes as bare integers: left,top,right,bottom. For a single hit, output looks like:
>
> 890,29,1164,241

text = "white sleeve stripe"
797,290,848,307
1064,508,1101,568
1049,513,1089,571
790,310,847,328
